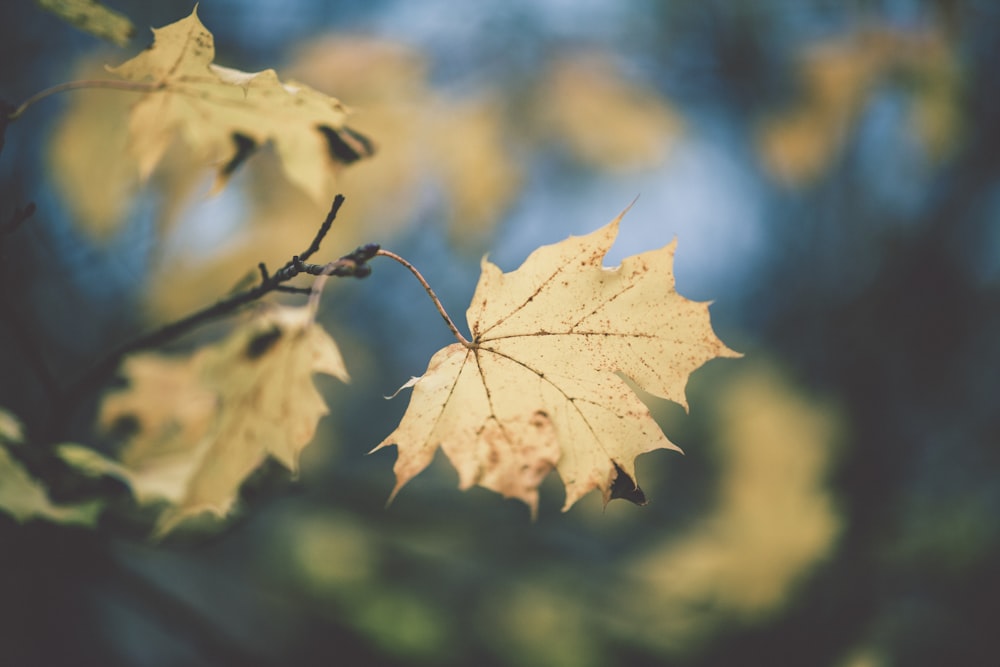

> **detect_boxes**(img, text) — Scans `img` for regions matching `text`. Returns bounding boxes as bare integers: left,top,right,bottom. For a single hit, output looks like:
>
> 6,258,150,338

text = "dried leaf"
375,208,739,515
534,53,683,170
35,0,136,46
100,306,348,536
0,409,102,526
108,8,373,202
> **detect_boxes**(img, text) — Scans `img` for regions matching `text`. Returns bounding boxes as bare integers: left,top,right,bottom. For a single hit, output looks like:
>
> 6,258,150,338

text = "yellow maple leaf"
35,0,136,47
374,210,739,516
100,306,349,536
0,408,103,526
107,7,373,203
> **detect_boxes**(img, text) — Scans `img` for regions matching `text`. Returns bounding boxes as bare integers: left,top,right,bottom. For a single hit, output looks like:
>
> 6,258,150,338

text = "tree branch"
60,195,377,415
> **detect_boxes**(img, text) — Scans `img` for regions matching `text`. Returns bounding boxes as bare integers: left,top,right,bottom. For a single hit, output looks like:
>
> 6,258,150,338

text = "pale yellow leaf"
615,362,842,652
46,57,141,240
533,53,683,170
100,306,349,536
375,210,739,515
35,0,136,46
0,409,102,526
0,407,24,445
288,36,521,247
107,8,373,202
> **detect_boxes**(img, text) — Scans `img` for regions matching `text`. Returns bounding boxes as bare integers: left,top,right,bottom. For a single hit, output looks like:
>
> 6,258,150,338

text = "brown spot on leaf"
220,132,258,178
317,125,376,164
245,325,283,359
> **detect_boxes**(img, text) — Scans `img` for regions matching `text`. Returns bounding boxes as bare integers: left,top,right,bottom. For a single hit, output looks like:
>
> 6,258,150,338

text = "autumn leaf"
35,0,136,47
374,210,739,516
533,52,683,171
107,8,374,203
100,306,348,536
0,408,103,527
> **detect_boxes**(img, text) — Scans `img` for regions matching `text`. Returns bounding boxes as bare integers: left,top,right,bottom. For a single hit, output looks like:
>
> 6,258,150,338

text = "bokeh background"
2,1,999,665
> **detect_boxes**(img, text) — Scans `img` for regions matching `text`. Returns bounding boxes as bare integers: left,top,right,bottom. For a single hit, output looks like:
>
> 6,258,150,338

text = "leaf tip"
606,462,648,507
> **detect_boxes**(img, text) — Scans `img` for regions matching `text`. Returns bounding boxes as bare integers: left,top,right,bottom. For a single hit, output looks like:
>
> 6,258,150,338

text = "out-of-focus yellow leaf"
611,362,842,651
532,53,682,170
0,409,103,526
431,96,523,245
837,645,889,667
284,511,377,594
48,58,141,241
484,581,604,667
351,590,452,661
100,305,349,536
900,31,963,161
35,0,136,46
289,36,522,246
757,26,963,184
756,35,879,185
0,407,24,445
108,8,373,203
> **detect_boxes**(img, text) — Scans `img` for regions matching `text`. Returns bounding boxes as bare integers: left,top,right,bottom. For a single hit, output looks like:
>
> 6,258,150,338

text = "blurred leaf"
614,362,842,651
108,8,373,203
430,96,523,245
756,26,963,185
100,306,349,536
0,409,102,526
533,53,683,170
289,36,522,246
35,0,136,47
48,57,141,240
57,443,134,484
756,34,879,185
901,31,963,161
375,210,738,515
485,581,604,667
0,407,25,445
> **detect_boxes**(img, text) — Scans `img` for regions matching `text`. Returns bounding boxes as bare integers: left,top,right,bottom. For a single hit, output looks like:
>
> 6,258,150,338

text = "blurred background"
2,0,999,665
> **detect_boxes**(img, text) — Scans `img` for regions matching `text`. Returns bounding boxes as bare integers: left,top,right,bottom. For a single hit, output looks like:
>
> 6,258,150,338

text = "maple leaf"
35,0,136,47
107,7,374,202
0,408,103,526
374,211,740,516
100,306,348,536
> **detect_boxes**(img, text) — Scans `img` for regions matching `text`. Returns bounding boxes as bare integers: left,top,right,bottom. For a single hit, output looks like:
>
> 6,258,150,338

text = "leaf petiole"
5,79,164,122
375,249,473,348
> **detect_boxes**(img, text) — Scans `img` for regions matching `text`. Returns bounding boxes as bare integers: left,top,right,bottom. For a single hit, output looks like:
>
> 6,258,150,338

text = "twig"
375,249,473,348
298,195,342,262
60,196,375,414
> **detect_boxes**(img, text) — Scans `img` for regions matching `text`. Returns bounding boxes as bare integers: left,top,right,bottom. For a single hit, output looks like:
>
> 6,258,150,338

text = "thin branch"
5,79,164,122
61,196,373,413
375,249,473,348
298,195,343,262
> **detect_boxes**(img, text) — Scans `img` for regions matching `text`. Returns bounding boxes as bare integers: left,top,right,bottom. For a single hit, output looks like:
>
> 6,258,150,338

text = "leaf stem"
375,249,473,348
6,79,164,121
